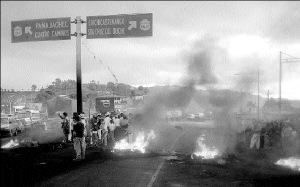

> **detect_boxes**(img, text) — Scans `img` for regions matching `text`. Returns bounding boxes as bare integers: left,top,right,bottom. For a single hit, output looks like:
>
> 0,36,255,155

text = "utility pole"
257,69,260,121
279,51,300,115
279,51,282,115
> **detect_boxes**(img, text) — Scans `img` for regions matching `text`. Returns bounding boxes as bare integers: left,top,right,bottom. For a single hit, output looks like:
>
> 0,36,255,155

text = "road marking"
146,131,186,187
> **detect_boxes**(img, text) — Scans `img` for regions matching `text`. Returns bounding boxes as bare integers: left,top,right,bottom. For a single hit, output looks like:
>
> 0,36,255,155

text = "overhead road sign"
86,13,152,39
11,17,71,43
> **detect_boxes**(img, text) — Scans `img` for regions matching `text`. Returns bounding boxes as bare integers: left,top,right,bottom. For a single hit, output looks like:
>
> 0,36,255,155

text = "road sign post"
86,13,152,39
75,16,83,114
11,13,152,115
11,17,71,43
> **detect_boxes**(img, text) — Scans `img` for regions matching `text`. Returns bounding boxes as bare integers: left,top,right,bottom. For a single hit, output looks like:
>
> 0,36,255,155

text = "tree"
31,84,37,91
52,78,62,91
144,87,149,95
34,90,55,103
106,82,115,93
138,86,144,91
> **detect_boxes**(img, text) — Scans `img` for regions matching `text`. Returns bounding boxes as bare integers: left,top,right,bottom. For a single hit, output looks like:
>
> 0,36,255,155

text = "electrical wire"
82,41,119,83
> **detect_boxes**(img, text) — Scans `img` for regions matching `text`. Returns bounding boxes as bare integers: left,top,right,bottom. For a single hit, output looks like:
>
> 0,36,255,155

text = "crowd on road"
58,111,130,161
238,118,300,155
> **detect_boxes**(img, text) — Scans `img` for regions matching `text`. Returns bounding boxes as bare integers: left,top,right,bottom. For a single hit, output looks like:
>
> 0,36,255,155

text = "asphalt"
1,120,300,187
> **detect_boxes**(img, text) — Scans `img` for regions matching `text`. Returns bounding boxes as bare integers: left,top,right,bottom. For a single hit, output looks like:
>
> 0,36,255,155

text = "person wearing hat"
57,112,70,143
72,115,86,161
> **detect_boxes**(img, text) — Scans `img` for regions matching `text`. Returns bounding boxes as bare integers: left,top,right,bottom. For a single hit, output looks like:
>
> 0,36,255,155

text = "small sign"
86,13,152,39
11,17,71,43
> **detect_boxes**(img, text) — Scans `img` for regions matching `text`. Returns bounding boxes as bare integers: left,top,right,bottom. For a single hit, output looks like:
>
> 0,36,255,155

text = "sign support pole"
76,16,83,114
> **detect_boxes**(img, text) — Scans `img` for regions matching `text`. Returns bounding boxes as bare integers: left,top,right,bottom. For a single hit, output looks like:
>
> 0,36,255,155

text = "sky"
1,1,300,100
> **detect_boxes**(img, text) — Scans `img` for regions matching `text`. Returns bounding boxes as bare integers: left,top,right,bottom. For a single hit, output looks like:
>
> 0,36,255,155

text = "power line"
281,52,298,59
82,41,118,83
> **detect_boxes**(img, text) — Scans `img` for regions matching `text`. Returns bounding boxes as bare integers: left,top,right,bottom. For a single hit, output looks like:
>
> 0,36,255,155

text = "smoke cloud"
132,35,221,128
266,4,300,43
187,36,218,85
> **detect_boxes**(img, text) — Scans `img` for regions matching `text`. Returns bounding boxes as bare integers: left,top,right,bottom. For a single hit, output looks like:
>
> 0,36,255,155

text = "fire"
191,135,219,159
275,157,300,171
113,130,156,153
1,139,19,149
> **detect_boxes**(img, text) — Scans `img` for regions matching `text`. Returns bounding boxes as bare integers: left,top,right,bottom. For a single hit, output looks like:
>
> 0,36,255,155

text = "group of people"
89,112,129,147
242,119,299,153
58,111,129,161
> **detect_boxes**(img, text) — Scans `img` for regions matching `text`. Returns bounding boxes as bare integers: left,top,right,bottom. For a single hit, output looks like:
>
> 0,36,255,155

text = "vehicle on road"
29,110,47,130
15,112,32,128
0,116,25,137
15,110,47,130
186,114,196,121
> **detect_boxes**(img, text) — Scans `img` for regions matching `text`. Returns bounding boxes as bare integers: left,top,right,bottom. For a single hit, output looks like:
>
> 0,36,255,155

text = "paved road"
1,118,63,147
2,120,300,187
38,120,299,187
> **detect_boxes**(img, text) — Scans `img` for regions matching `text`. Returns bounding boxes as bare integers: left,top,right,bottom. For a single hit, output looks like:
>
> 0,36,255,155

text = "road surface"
1,120,300,187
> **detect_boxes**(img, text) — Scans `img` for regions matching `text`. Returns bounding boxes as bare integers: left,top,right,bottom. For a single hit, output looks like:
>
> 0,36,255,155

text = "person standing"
58,112,70,143
72,115,86,161
70,112,79,143
97,114,102,142
108,114,116,148
90,113,98,146
113,114,121,140
80,112,88,137
102,112,110,148
250,123,261,150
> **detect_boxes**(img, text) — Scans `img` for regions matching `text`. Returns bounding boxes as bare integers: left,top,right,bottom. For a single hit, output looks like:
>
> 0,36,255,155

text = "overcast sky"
1,1,300,100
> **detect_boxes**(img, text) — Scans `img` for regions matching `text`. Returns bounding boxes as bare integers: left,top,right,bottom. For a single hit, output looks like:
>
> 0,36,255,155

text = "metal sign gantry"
11,13,153,113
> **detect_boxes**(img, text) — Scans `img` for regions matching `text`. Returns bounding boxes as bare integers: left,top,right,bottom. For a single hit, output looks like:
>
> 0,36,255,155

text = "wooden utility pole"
279,51,282,115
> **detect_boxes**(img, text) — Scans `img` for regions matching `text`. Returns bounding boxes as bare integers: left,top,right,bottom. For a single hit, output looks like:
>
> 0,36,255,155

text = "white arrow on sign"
128,21,137,30
25,26,33,35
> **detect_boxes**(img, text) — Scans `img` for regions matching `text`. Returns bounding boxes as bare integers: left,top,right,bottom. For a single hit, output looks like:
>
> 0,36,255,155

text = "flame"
275,157,300,171
192,135,219,159
1,139,19,149
113,130,156,153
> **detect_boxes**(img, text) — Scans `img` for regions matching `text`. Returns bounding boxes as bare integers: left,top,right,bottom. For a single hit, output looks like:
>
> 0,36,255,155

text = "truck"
96,96,116,114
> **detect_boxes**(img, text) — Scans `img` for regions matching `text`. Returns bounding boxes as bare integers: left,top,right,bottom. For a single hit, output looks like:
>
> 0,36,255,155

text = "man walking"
72,114,86,161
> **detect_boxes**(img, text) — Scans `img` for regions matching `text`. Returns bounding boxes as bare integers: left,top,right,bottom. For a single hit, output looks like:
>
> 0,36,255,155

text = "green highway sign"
11,17,71,43
86,13,152,39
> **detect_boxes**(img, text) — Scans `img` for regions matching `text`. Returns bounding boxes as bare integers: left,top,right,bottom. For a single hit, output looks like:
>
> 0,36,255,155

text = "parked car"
187,114,196,121
0,116,25,137
29,111,47,130
15,112,31,128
